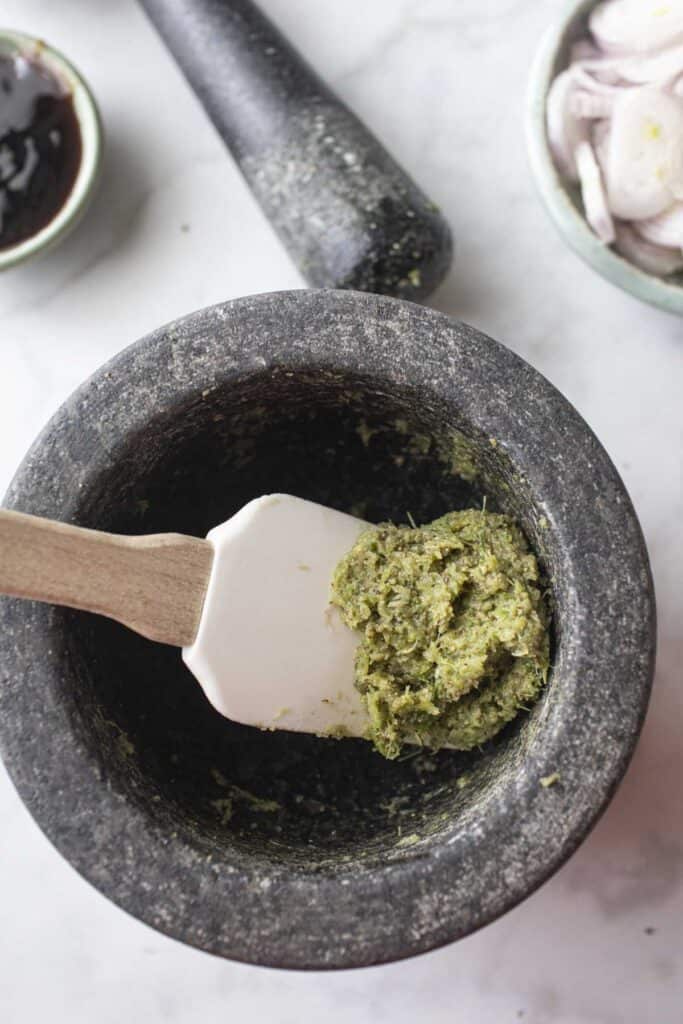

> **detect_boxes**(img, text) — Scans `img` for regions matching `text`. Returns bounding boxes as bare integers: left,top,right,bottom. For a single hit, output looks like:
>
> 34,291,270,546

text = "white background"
1,1,681,1021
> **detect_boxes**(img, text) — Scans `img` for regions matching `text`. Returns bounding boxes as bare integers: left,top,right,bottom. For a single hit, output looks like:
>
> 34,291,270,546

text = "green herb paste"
330,509,550,759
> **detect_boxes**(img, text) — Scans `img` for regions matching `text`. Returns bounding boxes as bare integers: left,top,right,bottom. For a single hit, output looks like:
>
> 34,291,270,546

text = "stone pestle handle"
0,509,213,647
139,0,453,301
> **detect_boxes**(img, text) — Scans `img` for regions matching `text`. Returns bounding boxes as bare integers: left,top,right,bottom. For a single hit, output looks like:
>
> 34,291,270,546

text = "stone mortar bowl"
0,290,655,969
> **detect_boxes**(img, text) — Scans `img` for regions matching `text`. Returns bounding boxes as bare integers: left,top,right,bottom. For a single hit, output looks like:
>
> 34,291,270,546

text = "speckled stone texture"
0,291,655,969
139,0,453,301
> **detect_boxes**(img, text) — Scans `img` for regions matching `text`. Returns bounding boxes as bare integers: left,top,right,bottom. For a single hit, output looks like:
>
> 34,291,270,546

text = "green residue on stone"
379,795,410,815
230,785,280,813
440,432,479,482
211,767,230,788
540,772,561,789
330,509,550,760
355,418,480,484
117,734,135,758
410,753,439,778
408,433,432,456
356,419,378,447
211,797,234,825
396,833,421,848
387,419,433,458
210,767,280,818
102,718,135,759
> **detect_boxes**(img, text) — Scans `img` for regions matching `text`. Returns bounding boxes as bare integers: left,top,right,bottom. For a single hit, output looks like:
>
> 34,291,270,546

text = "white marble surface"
0,1,681,1021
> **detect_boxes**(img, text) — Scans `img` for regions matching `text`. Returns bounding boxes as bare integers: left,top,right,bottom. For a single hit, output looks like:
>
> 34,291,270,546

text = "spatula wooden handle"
0,509,213,647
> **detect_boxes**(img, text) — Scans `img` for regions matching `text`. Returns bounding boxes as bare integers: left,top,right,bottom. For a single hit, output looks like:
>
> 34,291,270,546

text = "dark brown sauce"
0,52,82,251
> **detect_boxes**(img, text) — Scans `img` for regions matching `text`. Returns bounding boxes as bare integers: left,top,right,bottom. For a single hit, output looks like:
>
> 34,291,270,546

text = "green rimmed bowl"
526,0,683,316
0,30,102,271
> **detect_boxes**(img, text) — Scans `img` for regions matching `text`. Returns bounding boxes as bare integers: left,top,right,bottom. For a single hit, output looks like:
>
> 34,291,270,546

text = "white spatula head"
183,495,369,738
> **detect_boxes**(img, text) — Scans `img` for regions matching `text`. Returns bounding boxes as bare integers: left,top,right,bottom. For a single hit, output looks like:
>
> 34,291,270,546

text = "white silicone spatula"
0,495,369,738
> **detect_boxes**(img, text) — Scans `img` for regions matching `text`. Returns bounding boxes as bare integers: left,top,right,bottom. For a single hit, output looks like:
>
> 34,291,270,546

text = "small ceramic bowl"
526,0,683,316
0,292,655,969
0,30,102,271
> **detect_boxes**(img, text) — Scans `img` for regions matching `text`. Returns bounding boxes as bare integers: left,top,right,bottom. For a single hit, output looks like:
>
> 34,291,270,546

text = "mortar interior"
58,367,554,872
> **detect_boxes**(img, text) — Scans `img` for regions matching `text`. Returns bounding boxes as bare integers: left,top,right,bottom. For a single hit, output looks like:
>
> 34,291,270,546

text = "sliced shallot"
569,90,615,119
614,222,683,273
575,140,616,242
546,69,587,180
546,0,683,277
608,43,683,85
635,201,683,246
605,86,683,219
590,0,683,56
573,65,624,95
571,39,602,64
593,119,612,172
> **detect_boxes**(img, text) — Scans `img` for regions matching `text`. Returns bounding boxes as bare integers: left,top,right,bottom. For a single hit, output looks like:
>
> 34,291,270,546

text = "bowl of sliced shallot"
527,0,683,314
